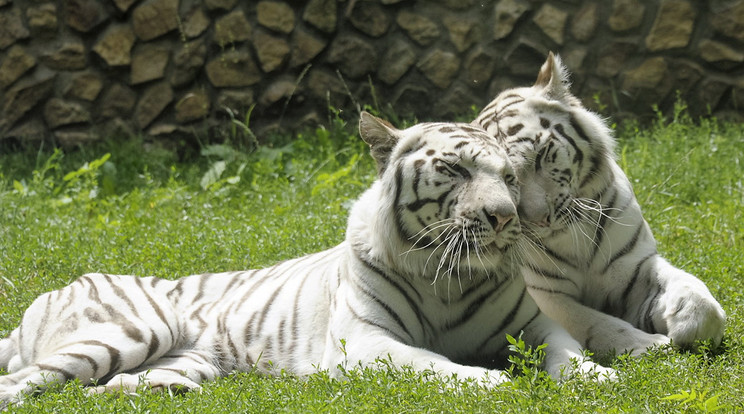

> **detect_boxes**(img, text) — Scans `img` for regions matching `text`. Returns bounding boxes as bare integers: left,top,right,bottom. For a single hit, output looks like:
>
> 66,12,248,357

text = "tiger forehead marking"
413,122,507,162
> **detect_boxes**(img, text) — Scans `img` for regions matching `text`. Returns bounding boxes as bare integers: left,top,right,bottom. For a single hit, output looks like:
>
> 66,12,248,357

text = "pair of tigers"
0,54,725,407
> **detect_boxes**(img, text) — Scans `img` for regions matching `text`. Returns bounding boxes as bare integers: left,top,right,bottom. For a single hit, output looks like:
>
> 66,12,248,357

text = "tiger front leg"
526,283,671,357
89,349,222,395
325,332,509,388
645,258,726,350
521,311,616,382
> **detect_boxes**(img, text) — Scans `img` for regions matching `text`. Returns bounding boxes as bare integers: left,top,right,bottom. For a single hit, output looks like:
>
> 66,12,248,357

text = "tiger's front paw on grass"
87,372,201,396
626,333,673,357
660,288,726,351
573,361,618,383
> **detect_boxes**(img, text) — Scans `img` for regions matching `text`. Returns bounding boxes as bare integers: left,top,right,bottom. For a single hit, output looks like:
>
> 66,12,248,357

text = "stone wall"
1,0,743,146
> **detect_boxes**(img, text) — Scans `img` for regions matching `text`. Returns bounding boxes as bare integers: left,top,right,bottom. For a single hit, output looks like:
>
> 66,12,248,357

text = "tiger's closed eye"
442,160,471,179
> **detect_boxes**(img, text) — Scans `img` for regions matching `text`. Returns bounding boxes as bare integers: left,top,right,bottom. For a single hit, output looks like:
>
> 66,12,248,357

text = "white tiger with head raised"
0,113,613,408
473,53,726,356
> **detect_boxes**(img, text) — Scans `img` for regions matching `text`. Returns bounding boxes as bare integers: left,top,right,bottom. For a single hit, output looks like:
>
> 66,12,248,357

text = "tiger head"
473,53,617,240
351,112,521,283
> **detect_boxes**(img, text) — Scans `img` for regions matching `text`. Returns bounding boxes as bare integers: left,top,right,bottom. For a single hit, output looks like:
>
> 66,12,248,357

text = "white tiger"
473,53,726,356
0,113,613,408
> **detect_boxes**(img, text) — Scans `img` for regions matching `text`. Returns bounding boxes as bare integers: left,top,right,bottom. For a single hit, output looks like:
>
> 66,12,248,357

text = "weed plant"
0,107,743,412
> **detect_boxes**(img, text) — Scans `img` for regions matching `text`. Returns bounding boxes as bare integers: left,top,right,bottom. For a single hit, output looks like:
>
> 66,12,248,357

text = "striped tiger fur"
0,113,613,407
473,53,726,356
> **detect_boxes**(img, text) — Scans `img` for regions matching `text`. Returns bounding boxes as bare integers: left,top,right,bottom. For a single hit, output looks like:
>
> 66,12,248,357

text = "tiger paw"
89,372,201,395
660,287,726,350
626,332,672,357
572,361,617,383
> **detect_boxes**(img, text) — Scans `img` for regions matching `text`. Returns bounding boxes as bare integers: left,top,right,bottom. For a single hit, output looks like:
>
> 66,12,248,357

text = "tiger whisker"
471,228,496,274
407,218,457,241
436,228,460,282
402,220,457,255
463,228,473,280
519,227,567,276
423,225,459,290
573,198,631,227
436,228,462,299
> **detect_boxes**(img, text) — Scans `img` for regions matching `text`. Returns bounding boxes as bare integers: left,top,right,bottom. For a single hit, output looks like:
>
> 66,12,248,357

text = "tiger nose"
488,213,515,233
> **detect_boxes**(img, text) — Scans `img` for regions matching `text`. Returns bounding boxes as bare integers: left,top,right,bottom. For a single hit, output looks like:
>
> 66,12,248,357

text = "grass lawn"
1,110,743,413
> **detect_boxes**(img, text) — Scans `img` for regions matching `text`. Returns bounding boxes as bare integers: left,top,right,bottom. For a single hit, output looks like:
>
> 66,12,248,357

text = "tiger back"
0,113,612,407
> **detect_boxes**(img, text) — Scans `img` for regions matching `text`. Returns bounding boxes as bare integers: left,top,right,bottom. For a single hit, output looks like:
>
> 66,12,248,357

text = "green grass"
1,110,743,413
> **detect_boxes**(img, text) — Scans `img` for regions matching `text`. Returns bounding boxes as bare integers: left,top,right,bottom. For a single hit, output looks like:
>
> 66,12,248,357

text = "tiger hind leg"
89,349,222,395
0,337,167,406
0,332,19,375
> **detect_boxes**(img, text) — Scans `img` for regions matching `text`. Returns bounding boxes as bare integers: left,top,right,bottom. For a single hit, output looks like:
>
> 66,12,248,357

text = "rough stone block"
443,16,481,52
112,0,138,12
327,35,378,79
0,45,36,89
93,24,136,67
172,39,207,87
6,121,46,142
206,50,262,87
135,82,174,129
40,41,87,70
645,0,695,51
699,39,744,63
349,1,390,37
417,49,461,89
65,0,109,33
0,7,30,49
55,130,99,146
217,89,255,115
493,0,530,40
204,0,237,10
571,3,597,42
132,0,179,41
215,9,252,46
182,6,210,39
131,45,170,85
396,11,440,46
253,31,290,73
533,4,568,45
289,29,327,68
100,83,137,119
303,0,336,33
44,98,91,129
465,47,495,85
710,1,744,42
3,71,55,130
64,71,103,101
378,39,416,85
257,1,295,34
175,90,210,123
609,0,645,32
622,57,668,92
596,41,637,78
27,3,58,33
259,79,296,107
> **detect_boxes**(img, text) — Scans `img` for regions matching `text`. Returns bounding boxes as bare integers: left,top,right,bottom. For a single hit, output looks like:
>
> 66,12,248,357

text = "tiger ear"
534,52,571,101
359,111,399,175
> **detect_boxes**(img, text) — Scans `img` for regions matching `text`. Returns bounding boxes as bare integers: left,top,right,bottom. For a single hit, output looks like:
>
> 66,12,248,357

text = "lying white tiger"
473,53,726,356
0,114,613,407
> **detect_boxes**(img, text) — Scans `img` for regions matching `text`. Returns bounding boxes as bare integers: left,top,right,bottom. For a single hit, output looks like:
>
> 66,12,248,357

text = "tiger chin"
0,114,614,408
473,53,726,357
